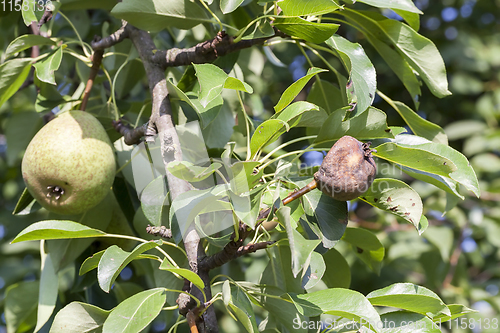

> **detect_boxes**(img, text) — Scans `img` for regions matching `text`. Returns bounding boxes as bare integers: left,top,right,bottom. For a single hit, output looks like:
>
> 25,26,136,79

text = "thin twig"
80,40,104,111
187,311,199,333
235,241,275,258
443,226,467,289
112,119,148,145
17,21,41,91
38,9,53,28
91,22,129,50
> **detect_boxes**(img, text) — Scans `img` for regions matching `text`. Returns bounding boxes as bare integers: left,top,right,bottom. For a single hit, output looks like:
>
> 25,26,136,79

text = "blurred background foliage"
1,0,500,332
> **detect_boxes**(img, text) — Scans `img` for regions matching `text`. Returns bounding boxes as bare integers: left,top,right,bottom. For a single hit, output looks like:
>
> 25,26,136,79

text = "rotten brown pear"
313,135,376,201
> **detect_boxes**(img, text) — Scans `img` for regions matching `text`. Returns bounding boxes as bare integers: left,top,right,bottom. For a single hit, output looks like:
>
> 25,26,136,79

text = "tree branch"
91,22,129,50
91,23,288,333
111,119,147,145
151,30,283,69
146,224,172,239
125,24,217,333
199,240,275,271
80,41,103,111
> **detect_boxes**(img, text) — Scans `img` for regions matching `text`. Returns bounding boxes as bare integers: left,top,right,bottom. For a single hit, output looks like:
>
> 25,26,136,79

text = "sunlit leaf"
274,67,328,112
102,288,166,333
367,283,451,318
111,0,210,31
359,178,425,233
98,241,162,293
12,221,106,243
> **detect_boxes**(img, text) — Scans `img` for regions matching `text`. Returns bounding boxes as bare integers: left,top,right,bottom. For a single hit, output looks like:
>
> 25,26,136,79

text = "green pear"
22,111,116,215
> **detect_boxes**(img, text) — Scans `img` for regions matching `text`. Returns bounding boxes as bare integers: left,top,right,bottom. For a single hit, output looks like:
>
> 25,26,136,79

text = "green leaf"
193,63,227,108
111,0,210,31
373,142,457,177
279,0,342,16
35,254,59,332
250,119,289,157
342,227,384,274
169,185,229,243
258,286,307,332
307,79,345,115
5,35,57,59
167,160,222,182
355,0,422,14
251,102,325,157
326,35,376,113
98,241,162,293
222,282,259,332
13,187,40,215
159,260,205,291
260,244,303,293
380,311,441,332
273,17,339,44
201,103,235,149
21,0,37,26
302,251,326,289
289,289,381,331
102,288,166,333
359,179,425,233
224,76,253,93
322,248,351,288
221,0,245,14
298,178,348,248
80,250,159,276
315,107,393,143
50,302,110,333
432,304,477,322
394,135,480,197
378,92,447,144
140,176,169,227
80,250,105,275
0,58,33,109
47,193,115,272
229,161,262,194
423,226,453,261
342,12,421,106
5,281,39,333
229,190,258,229
394,9,421,31
12,220,107,243
278,207,321,277
272,101,322,127
241,18,275,40
400,165,463,199
167,78,223,127
343,10,451,98
34,46,64,85
61,0,116,10
274,67,328,112
367,282,451,318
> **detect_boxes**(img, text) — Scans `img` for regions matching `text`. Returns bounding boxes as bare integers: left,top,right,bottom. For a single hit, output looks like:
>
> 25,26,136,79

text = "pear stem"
257,179,318,221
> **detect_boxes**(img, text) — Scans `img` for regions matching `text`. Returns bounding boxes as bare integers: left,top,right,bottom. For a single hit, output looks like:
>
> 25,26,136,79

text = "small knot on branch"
146,225,172,239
